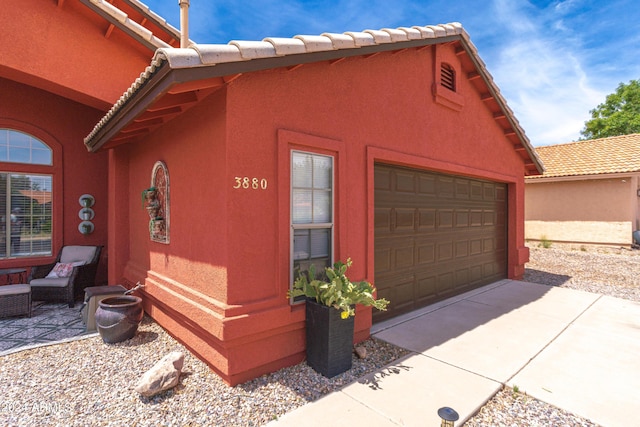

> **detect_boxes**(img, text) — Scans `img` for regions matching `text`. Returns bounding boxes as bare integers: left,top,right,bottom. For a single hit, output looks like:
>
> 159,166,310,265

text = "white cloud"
487,0,608,145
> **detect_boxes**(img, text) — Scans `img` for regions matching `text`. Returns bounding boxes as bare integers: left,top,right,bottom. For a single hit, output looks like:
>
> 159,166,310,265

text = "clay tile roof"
83,20,544,176
82,0,184,50
527,133,640,179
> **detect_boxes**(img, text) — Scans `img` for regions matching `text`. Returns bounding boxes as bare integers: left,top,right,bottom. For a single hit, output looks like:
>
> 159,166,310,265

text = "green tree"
580,79,640,140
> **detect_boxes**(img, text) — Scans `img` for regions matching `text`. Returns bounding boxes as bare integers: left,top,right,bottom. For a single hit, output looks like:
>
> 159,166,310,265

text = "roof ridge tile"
263,37,306,56
343,31,377,47
293,35,335,53
228,40,277,59
321,32,358,49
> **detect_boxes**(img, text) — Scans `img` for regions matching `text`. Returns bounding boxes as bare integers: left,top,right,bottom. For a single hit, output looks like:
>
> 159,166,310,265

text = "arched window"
0,129,54,259
441,63,456,92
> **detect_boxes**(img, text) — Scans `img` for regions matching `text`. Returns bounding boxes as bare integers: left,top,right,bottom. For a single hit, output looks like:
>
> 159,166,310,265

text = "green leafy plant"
289,258,389,319
539,235,552,249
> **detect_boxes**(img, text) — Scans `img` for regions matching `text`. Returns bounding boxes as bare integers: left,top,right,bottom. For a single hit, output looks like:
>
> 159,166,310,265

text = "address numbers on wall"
233,177,268,190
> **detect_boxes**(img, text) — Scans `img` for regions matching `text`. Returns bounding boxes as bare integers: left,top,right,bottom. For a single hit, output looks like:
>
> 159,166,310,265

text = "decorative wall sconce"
78,194,95,235
143,161,170,243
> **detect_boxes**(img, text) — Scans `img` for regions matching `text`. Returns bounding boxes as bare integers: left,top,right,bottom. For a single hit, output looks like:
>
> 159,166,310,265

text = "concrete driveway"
268,280,640,426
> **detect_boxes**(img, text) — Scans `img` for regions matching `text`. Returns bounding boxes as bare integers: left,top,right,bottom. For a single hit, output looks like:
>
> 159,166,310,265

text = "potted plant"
146,200,160,218
289,258,389,377
80,196,93,208
150,217,164,237
141,187,157,208
81,223,93,234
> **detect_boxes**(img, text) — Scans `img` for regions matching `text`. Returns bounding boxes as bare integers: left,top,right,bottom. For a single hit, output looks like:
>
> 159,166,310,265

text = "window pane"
293,227,331,284
310,229,329,258
292,189,312,224
1,174,53,258
292,152,312,188
10,132,30,147
293,229,310,261
9,147,30,164
313,156,332,188
0,129,52,165
313,190,331,223
32,149,51,165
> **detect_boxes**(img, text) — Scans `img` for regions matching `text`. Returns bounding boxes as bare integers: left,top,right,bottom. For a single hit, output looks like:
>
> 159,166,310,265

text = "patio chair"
29,245,103,308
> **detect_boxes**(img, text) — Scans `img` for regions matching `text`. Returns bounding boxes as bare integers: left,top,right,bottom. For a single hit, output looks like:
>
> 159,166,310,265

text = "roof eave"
84,35,461,152
526,170,640,182
84,28,545,177
455,37,545,176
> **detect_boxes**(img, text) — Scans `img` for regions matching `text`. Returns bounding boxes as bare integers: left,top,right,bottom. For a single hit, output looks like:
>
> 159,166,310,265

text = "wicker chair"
29,245,103,308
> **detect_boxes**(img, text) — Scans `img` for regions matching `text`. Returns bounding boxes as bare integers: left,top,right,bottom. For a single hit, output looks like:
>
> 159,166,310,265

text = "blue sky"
144,0,639,146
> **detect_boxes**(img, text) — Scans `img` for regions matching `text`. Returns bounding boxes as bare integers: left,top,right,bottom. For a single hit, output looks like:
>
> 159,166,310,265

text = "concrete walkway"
267,280,640,426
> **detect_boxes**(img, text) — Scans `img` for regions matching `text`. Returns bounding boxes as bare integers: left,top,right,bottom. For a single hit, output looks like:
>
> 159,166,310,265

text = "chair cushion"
0,284,30,295
46,262,73,278
30,277,71,288
60,246,97,265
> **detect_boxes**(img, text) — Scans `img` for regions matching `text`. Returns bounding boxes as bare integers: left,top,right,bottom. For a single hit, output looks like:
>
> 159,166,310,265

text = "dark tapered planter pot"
305,299,354,378
95,295,144,343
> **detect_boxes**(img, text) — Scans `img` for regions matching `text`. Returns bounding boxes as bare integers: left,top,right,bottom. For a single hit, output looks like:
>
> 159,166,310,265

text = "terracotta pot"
95,295,144,343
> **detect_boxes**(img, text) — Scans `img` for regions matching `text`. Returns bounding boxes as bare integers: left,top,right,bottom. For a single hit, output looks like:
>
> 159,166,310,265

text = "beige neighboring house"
525,133,640,246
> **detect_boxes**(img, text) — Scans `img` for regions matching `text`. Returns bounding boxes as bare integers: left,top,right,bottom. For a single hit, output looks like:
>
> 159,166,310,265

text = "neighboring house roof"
19,190,52,205
526,133,640,180
83,21,544,176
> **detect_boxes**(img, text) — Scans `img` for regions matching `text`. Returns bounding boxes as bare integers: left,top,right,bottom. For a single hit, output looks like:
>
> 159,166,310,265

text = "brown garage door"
373,164,507,322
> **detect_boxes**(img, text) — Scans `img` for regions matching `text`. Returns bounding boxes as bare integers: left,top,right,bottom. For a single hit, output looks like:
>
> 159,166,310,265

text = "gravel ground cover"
1,245,637,426
0,317,409,426
464,245,640,427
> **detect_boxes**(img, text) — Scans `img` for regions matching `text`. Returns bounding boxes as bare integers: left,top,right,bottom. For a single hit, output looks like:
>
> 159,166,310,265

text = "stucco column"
107,148,130,283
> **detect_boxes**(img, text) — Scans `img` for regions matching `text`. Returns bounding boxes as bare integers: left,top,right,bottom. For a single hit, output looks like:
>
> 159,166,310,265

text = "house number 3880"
233,177,268,190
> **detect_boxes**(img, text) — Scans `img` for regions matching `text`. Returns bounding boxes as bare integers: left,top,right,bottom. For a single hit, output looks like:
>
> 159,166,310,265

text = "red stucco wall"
116,43,529,385
0,78,109,281
0,0,152,110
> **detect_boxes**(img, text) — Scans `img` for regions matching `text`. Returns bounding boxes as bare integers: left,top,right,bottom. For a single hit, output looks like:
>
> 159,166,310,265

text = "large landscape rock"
135,351,185,397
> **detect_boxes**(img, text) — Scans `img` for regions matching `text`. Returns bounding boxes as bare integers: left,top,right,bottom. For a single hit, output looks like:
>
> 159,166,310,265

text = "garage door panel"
416,240,436,265
375,208,392,231
437,241,453,261
437,209,454,228
455,240,469,258
418,209,437,229
378,276,415,311
395,208,416,231
393,245,415,269
418,175,436,196
455,210,469,227
395,170,417,193
455,179,470,200
416,274,437,300
374,164,507,322
437,176,455,198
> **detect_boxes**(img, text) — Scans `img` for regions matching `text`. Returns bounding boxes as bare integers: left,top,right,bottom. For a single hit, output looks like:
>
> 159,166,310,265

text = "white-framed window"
0,129,53,259
291,151,334,287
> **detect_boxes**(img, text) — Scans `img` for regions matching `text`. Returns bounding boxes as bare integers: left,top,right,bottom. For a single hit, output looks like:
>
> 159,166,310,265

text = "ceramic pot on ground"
95,295,144,343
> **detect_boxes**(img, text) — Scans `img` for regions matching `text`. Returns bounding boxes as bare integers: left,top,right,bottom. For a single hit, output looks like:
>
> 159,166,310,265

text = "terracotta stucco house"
0,0,183,282
2,0,544,386
81,7,543,384
525,134,640,246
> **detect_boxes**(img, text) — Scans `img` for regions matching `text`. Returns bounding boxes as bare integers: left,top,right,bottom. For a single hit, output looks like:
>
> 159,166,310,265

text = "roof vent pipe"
178,0,190,48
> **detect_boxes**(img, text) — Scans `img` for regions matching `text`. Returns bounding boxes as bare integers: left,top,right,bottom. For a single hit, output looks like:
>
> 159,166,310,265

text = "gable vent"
441,63,456,92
